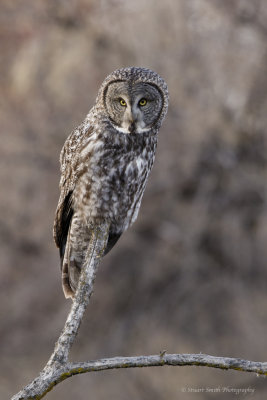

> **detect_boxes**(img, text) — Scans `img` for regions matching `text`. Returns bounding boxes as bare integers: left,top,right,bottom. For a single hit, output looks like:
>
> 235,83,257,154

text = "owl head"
96,67,169,134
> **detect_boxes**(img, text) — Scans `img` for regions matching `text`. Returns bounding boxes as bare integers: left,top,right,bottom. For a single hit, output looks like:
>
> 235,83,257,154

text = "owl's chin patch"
114,124,151,134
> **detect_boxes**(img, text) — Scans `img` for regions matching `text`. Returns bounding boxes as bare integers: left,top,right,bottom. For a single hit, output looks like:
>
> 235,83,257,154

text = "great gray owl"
54,67,169,299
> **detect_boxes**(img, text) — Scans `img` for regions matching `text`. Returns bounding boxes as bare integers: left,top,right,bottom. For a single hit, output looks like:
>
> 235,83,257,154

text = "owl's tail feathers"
61,258,81,299
62,261,75,299
61,225,120,299
61,223,84,299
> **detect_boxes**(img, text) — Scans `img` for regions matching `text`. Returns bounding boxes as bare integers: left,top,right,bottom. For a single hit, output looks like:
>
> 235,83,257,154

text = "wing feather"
55,191,74,263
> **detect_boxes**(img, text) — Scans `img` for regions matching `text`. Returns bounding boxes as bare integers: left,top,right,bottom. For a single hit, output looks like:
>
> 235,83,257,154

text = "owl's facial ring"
103,79,164,134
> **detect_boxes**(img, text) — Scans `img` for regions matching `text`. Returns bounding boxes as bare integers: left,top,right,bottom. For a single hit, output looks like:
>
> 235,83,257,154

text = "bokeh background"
1,0,267,399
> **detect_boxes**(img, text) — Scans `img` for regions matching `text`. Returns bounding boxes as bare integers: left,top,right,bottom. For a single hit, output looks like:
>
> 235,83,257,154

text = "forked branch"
12,221,267,399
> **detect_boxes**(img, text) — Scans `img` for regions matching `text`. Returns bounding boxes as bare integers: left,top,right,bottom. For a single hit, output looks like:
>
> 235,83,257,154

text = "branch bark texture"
12,221,267,399
13,353,267,399
12,222,110,400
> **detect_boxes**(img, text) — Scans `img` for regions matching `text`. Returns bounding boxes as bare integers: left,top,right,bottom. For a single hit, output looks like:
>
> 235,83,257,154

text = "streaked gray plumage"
54,67,169,299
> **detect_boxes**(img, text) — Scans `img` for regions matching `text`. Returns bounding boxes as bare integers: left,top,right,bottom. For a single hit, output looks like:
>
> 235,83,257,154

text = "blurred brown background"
1,0,267,399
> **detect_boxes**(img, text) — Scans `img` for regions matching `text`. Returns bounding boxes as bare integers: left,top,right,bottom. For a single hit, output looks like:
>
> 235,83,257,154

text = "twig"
42,353,267,376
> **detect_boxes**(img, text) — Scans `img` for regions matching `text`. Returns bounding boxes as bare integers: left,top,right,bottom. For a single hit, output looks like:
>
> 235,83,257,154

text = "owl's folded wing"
53,130,78,264
54,190,74,264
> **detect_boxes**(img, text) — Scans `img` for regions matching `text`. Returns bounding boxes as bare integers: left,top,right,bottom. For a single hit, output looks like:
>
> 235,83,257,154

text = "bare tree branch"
66,353,267,375
47,222,110,367
12,221,267,399
13,353,267,399
12,222,110,400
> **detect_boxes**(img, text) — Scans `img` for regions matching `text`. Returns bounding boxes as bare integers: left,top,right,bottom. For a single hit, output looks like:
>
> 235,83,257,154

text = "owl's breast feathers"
73,124,157,232
54,123,157,253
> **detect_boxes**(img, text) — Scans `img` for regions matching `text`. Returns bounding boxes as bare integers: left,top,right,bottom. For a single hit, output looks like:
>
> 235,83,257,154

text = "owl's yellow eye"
119,98,127,107
139,98,147,106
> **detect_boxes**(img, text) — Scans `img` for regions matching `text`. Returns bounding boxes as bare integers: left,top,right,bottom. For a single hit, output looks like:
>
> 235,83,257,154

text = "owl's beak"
122,107,139,134
129,120,136,134
124,108,137,134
